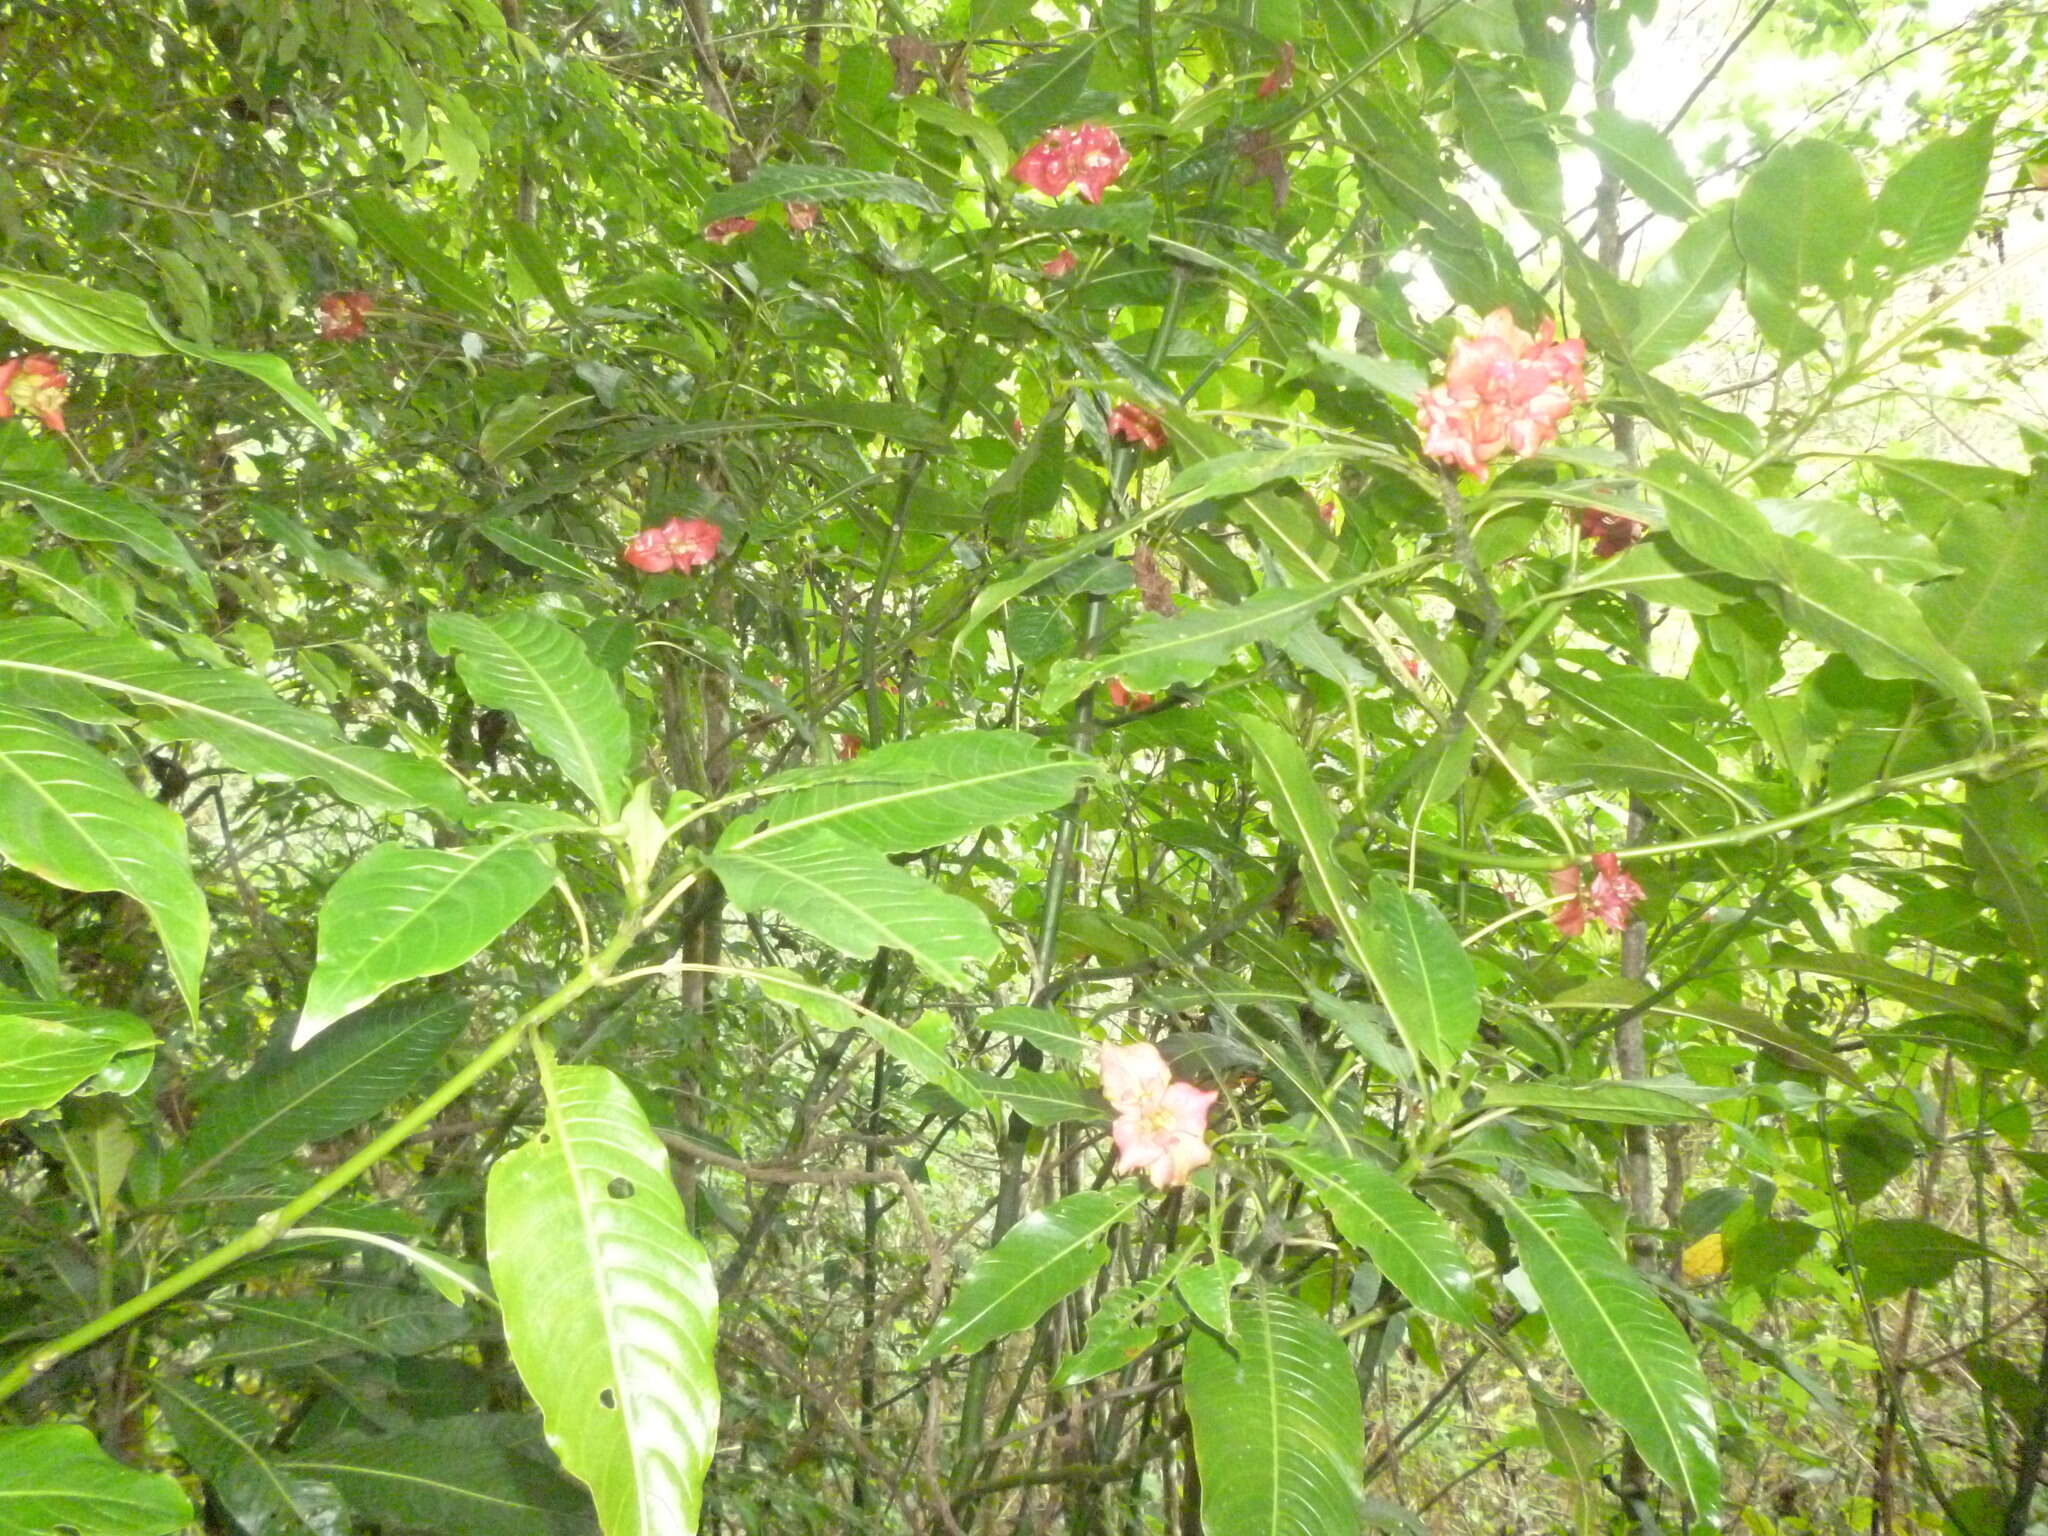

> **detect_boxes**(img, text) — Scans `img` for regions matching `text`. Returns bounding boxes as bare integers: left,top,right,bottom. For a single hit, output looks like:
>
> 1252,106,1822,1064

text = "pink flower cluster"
317,291,374,341
0,354,68,432
1416,309,1588,480
703,216,757,244
1106,402,1165,451
1011,124,1129,205
622,516,722,574
1550,851,1646,938
1100,1042,1216,1189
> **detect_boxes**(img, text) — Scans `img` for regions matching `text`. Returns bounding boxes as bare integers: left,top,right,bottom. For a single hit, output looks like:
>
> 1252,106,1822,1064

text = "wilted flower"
837,733,863,760
785,202,820,232
1040,247,1078,279
1131,543,1177,617
1256,42,1295,99
1589,850,1646,931
1416,308,1588,480
316,291,374,341
1011,124,1129,204
703,216,758,244
0,354,68,432
1549,865,1588,938
1107,678,1154,710
1106,403,1165,451
1099,1041,1216,1189
1576,508,1645,558
622,516,723,573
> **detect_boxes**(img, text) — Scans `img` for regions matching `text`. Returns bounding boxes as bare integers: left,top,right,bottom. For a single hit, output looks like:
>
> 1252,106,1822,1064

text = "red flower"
1107,678,1153,710
1316,497,1336,525
1011,124,1129,204
1041,247,1078,279
1589,851,1646,932
316,291,374,341
622,516,723,574
0,354,68,432
1549,865,1588,938
703,216,758,244
837,733,864,760
1010,416,1026,439
1416,309,1589,480
785,202,820,232
1256,42,1295,99
1401,653,1421,679
1106,403,1165,452
1576,508,1645,559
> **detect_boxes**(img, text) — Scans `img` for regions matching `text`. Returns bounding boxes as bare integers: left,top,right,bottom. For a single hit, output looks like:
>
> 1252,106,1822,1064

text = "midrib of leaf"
313,849,533,1019
1108,577,1370,674
156,1379,317,1524
0,654,429,809
1258,1301,1280,1534
0,741,143,886
472,639,614,816
284,1456,547,1518
937,1200,1126,1350
726,845,972,970
727,760,1072,851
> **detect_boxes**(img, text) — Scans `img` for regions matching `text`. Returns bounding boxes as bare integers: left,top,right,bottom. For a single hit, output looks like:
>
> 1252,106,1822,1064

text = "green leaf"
1772,947,2017,1024
480,394,594,465
0,704,208,1017
1453,64,1563,221
1279,1146,1481,1326
722,730,1094,854
486,1061,720,1536
179,996,466,1186
285,1415,596,1536
983,40,1098,139
0,269,170,355
978,1004,1092,1062
1358,875,1480,1073
0,1002,154,1122
505,221,579,321
479,519,600,581
1732,138,1870,298
1846,1217,1994,1299
0,618,467,818
0,470,208,592
1483,1079,1709,1125
1502,1195,1720,1516
159,324,338,440
752,970,988,1110
1309,344,1429,401
1580,109,1699,218
1961,779,2048,971
155,1375,352,1536
702,163,948,220
429,609,634,820
296,841,556,1047
1157,444,1366,508
210,1287,469,1366
1871,118,1994,275
0,1424,193,1536
968,1066,1108,1126
1183,1286,1365,1536
712,832,998,988
348,192,497,318
913,1187,1142,1361
1640,454,1778,584
1631,207,1742,368
1914,491,2048,685
1176,1255,1244,1340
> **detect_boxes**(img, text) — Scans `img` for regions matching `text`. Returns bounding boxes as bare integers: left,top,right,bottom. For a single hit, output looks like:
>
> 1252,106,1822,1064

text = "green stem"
0,923,645,1406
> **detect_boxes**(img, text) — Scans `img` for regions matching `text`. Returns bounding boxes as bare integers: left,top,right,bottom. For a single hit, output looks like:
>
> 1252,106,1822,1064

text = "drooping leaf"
1184,1285,1366,1536
1580,109,1699,218
296,841,556,1047
968,1066,1108,1126
1483,1079,1710,1125
0,1001,154,1122
1453,64,1563,221
348,192,498,318
0,703,208,1017
712,831,999,988
751,970,988,1110
0,268,170,354
0,1424,193,1536
1502,1195,1720,1516
983,39,1097,139
429,610,634,821
1,470,209,592
155,1375,352,1536
702,163,949,220
486,1062,720,1536
480,395,594,465
913,1187,1143,1362
1960,778,2048,971
284,1415,596,1536
1280,1146,1481,1326
1357,875,1480,1073
1732,138,1870,298
1846,1217,1995,1299
1631,206,1742,368
180,996,468,1186
1914,491,2048,685
1871,118,1994,275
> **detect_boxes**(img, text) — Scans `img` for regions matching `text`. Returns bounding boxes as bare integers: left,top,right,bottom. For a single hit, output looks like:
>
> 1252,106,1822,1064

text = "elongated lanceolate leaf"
1632,207,1742,368
0,1001,154,1122
1502,1195,1720,1516
702,163,948,220
751,968,989,1110
1871,118,1994,275
713,832,998,987
1356,874,1479,1072
0,470,208,592
429,610,634,820
285,1415,596,1536
181,995,467,1185
723,729,1093,854
1184,1286,1365,1536
296,841,555,1047
0,1424,193,1536
487,1062,720,1536
0,618,465,817
1280,1146,1481,1326
154,1375,350,1536
0,704,208,1017
914,1187,1143,1362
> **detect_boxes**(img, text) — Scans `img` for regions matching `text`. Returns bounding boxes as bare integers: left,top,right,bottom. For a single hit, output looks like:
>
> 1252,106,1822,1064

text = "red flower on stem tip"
0,354,68,432
316,291,374,341
1256,42,1295,99
785,201,820,232
703,216,758,244
622,516,723,574
1107,678,1154,710
1589,850,1646,932
1106,403,1165,452
1415,308,1589,481
1576,507,1645,558
1011,124,1129,204
1041,247,1078,279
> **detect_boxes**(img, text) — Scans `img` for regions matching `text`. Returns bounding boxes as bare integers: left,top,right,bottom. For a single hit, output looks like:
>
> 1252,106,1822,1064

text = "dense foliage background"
3,0,2048,1531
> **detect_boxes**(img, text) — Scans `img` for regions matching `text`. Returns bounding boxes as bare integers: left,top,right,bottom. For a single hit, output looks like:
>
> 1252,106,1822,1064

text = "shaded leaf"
0,1423,193,1536
1280,1146,1481,1325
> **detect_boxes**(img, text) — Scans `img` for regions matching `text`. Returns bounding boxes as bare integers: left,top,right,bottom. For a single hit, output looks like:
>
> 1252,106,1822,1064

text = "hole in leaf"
608,1176,635,1199
538,1132,552,1144
599,1387,618,1410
